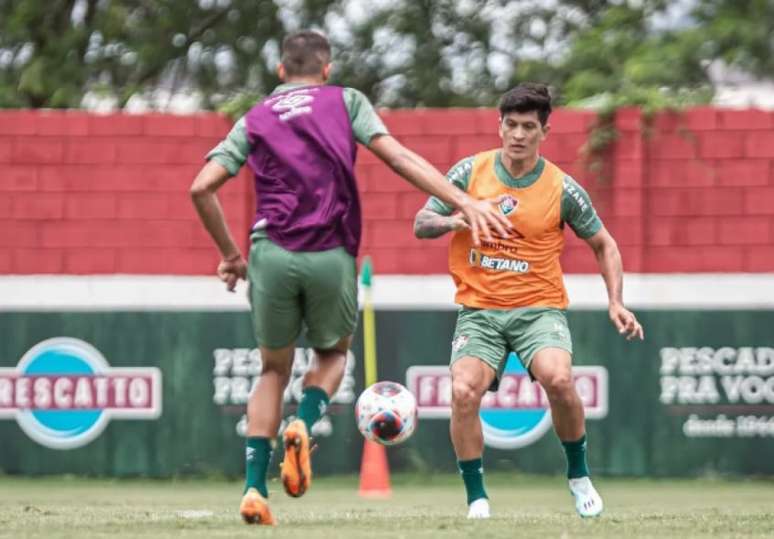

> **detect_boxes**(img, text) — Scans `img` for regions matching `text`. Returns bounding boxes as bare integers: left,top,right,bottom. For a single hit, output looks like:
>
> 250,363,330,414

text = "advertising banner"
1,310,773,477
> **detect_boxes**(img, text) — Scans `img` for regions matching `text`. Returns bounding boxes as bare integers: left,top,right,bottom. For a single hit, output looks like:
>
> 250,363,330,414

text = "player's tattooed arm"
413,208,469,239
368,135,511,244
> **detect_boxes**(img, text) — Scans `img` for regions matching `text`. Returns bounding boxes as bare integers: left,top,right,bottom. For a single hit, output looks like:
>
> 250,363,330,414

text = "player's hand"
609,303,644,340
448,213,471,232
217,253,247,293
458,197,512,246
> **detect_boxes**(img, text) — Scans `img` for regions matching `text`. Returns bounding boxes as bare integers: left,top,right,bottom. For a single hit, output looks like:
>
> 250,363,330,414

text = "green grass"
1,474,773,538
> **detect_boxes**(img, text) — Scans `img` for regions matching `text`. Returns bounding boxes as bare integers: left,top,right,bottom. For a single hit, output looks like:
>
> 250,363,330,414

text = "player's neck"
501,152,539,179
282,76,327,86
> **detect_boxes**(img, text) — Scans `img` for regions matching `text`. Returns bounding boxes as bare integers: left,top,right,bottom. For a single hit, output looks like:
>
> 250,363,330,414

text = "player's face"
498,111,549,162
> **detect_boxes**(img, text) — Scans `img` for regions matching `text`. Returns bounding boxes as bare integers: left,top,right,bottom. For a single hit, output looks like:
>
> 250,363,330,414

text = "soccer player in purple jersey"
190,30,511,525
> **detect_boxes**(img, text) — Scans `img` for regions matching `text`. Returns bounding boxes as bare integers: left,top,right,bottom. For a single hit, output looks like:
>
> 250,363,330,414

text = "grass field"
1,473,772,538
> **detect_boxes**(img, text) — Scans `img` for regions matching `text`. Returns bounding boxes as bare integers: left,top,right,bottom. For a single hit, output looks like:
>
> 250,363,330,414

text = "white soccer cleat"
569,477,603,518
466,497,491,519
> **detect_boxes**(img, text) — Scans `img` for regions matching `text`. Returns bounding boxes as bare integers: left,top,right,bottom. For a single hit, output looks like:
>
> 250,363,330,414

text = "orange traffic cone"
358,438,391,498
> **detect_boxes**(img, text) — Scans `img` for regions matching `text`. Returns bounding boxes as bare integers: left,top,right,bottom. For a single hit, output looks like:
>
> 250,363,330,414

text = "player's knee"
262,357,292,383
541,371,574,400
451,378,481,415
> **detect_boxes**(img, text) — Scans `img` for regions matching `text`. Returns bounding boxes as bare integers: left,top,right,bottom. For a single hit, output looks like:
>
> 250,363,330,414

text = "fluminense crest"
499,195,518,215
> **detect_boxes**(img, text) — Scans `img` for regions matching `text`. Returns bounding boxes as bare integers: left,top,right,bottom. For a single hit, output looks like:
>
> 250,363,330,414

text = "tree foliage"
553,4,712,110
692,0,774,79
0,0,772,110
0,0,283,108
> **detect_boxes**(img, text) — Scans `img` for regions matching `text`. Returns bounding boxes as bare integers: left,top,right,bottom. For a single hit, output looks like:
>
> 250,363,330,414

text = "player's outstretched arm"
368,135,511,246
413,207,469,239
584,227,644,340
190,160,246,292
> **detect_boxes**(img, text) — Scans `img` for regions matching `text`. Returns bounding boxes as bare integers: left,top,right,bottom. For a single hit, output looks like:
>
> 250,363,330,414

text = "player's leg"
450,357,496,518
280,336,351,498
281,246,358,497
242,236,303,523
529,348,587,469
298,245,357,428
530,348,602,517
300,335,351,431
241,344,295,524
448,308,507,519
515,308,602,517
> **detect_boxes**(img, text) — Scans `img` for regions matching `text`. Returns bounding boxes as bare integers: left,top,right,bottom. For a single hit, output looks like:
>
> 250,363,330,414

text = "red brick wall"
1,107,773,275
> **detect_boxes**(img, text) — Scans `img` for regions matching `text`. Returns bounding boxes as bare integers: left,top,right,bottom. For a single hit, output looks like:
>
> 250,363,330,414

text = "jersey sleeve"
205,116,250,176
343,87,389,146
423,157,474,216
561,176,603,239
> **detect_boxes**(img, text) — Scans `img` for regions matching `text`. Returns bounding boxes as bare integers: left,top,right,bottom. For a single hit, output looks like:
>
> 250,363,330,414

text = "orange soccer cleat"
280,419,312,497
239,488,276,525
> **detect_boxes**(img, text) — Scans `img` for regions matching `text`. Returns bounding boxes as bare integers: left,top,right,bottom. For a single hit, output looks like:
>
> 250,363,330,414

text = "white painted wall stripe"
0,274,772,311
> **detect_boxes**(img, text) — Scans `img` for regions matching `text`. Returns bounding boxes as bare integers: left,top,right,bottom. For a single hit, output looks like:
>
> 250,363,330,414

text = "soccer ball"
355,381,417,446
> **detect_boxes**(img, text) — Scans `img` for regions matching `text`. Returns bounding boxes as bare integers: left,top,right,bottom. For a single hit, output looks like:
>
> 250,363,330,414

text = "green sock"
458,458,488,505
244,437,272,497
297,386,330,433
562,434,590,479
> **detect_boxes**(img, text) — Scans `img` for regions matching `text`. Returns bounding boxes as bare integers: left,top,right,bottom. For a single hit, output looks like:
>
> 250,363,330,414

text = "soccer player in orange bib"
414,83,644,519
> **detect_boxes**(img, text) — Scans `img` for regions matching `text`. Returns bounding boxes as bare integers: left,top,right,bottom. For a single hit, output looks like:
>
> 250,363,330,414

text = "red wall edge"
1,107,773,275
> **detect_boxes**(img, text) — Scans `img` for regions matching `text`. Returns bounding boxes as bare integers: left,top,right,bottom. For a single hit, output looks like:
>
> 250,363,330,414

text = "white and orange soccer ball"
355,381,417,446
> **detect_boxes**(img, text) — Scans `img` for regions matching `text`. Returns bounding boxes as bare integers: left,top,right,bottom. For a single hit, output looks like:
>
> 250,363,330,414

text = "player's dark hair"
499,83,552,126
280,30,332,77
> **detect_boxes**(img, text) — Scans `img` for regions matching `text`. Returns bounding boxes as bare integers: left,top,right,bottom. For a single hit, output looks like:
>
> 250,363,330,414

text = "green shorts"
450,307,573,383
247,235,358,350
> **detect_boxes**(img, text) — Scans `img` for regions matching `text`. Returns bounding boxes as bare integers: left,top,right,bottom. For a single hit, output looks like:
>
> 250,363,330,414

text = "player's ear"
498,116,504,141
277,63,286,81
322,63,333,81
541,122,551,140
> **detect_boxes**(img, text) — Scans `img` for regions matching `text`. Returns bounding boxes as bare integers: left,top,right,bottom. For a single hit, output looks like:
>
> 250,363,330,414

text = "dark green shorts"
247,235,358,350
450,307,573,381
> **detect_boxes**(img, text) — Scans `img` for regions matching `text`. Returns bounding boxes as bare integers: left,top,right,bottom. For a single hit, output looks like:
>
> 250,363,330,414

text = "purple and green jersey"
207,83,388,257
